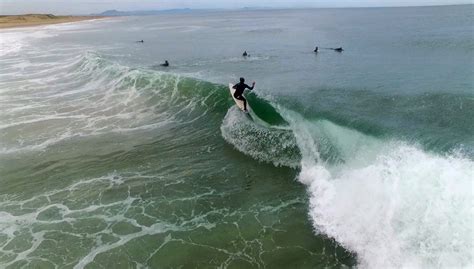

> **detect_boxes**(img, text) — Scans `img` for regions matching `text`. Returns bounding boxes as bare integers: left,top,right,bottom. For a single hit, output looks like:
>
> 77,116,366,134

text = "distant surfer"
160,60,169,67
232,77,255,112
136,40,144,43
242,51,249,57
322,47,344,52
314,46,319,53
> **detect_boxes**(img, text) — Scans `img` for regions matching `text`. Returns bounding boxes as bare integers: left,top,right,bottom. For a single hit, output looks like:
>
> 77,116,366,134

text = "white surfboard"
229,83,249,112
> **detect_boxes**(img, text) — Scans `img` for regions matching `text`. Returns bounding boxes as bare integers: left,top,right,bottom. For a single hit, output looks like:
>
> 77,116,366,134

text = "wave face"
0,52,229,154
1,52,358,268
222,96,473,267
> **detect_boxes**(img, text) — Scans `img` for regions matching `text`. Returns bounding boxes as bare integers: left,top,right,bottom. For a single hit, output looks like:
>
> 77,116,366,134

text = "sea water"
0,5,473,268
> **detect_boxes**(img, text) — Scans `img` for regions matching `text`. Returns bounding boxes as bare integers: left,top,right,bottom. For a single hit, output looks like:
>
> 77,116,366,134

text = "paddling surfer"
233,77,255,112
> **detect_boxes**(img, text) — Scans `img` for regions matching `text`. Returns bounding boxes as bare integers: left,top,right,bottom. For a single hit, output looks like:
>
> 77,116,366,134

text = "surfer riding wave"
233,77,255,112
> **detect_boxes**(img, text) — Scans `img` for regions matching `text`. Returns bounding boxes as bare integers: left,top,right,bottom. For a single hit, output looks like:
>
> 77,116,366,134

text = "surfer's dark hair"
240,77,245,83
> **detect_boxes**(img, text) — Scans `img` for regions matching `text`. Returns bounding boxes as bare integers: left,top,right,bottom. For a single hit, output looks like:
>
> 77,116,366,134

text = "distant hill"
97,9,193,16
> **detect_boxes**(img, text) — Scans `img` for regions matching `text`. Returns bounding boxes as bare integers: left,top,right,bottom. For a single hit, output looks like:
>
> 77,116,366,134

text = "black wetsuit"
233,82,254,110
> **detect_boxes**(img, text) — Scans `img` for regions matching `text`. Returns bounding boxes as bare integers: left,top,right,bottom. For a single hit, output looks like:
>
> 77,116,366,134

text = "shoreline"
0,14,108,29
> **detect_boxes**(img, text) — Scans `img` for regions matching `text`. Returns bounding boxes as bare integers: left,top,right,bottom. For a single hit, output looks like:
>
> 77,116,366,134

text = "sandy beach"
0,14,105,29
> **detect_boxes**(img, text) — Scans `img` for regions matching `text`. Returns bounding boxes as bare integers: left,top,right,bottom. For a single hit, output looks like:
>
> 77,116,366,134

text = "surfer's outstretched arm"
246,81,256,90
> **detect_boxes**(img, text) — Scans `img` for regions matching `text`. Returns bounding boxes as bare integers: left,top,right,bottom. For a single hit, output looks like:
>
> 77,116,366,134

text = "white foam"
0,29,55,57
284,109,474,268
0,53,182,155
0,31,28,56
0,172,221,268
220,107,299,167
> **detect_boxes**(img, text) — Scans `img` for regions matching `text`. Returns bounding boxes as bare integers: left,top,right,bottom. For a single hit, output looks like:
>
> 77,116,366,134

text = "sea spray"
281,108,474,268
220,107,299,167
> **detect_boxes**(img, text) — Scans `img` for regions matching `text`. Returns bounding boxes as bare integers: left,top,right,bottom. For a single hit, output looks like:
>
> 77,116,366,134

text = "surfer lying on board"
233,77,255,112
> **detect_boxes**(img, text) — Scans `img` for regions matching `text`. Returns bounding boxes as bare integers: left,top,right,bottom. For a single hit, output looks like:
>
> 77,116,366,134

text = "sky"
0,0,471,15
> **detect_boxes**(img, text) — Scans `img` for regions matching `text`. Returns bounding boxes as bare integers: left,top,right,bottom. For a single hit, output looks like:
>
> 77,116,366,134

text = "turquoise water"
0,5,473,268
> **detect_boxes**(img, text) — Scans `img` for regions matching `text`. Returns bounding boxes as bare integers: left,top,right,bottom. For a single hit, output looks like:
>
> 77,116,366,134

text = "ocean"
0,5,473,268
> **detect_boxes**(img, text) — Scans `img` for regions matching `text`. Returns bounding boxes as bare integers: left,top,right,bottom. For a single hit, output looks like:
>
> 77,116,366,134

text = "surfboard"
229,83,249,112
